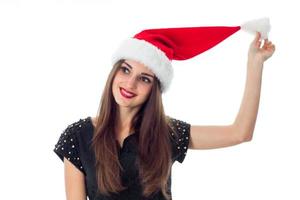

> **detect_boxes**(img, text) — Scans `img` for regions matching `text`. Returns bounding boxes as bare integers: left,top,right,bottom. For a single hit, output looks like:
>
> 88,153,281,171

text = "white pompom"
240,17,271,39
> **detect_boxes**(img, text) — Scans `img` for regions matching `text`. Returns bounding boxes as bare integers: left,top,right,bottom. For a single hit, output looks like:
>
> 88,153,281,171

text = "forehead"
123,59,154,75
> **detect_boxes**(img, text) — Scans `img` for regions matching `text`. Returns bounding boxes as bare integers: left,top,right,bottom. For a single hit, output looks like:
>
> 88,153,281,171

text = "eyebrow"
122,61,155,78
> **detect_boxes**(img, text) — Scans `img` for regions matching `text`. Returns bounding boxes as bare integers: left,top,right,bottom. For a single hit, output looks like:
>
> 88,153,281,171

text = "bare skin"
64,60,156,199
64,32,275,199
99,59,155,147
189,32,276,149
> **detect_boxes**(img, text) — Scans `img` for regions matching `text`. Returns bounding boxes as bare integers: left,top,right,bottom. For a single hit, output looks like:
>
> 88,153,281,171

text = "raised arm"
189,32,276,149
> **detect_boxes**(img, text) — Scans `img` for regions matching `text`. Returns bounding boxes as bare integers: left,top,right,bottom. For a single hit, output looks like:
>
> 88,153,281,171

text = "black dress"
53,116,191,200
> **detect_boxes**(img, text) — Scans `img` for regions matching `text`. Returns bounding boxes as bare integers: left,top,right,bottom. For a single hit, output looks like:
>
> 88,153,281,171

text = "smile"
120,87,137,98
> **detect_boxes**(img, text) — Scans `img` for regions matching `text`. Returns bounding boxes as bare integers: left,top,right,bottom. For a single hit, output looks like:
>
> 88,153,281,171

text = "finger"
267,40,273,45
255,40,261,48
266,42,273,48
256,32,261,42
253,32,260,43
267,44,275,51
263,40,272,47
253,32,261,48
263,40,269,47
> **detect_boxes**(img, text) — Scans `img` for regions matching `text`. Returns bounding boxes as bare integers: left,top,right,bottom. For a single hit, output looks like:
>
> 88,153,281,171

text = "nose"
125,75,138,89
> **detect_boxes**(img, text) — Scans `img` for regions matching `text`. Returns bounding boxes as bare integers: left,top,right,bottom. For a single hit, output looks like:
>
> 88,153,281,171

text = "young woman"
54,21,275,200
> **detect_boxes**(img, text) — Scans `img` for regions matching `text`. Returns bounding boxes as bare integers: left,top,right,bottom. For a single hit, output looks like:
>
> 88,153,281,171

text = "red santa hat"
111,17,271,93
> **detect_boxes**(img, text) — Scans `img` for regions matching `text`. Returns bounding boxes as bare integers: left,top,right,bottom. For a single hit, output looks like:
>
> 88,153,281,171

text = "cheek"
140,86,152,98
113,72,127,84
112,73,123,86
112,78,121,95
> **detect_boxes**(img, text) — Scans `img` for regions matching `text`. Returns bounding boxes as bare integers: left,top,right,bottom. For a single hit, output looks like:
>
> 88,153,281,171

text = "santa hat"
111,17,271,93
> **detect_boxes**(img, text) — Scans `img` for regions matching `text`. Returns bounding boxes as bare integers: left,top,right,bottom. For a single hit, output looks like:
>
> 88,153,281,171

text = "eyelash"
120,66,152,84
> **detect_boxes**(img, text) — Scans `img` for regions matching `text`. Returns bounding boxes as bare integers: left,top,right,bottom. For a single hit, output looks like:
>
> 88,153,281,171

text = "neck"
116,106,139,131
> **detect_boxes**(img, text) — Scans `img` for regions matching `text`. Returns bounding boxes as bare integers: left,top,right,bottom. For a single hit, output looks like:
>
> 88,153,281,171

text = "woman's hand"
248,31,276,65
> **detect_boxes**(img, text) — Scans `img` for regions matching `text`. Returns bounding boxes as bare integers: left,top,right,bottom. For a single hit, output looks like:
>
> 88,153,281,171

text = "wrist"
247,58,264,67
247,59,264,73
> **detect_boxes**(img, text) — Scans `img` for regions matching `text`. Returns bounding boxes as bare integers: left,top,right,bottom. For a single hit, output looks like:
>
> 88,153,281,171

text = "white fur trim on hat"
241,17,271,39
111,38,173,93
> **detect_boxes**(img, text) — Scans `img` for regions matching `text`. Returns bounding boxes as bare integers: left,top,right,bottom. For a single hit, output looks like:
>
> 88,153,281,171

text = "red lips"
120,87,136,98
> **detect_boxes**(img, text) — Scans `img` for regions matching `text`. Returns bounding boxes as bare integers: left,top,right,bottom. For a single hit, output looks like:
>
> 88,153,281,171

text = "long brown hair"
91,59,176,200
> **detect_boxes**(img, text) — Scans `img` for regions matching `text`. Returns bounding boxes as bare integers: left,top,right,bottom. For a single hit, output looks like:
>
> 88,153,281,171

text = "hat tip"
240,17,271,39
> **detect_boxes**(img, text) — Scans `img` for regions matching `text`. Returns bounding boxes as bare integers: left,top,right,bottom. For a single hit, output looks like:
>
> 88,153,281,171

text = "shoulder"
167,116,191,137
62,117,93,138
65,117,90,133
55,117,89,155
53,117,91,175
64,117,94,145
90,116,97,129
166,116,191,163
54,117,90,151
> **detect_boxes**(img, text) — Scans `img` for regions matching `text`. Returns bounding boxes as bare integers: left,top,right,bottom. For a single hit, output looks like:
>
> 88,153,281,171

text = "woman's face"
112,59,155,109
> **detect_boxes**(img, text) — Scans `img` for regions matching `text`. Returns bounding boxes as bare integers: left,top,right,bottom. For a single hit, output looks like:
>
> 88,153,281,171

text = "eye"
140,76,151,84
120,66,129,74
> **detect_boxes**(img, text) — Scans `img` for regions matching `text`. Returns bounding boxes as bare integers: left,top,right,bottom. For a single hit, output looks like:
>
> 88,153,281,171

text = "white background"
0,0,299,199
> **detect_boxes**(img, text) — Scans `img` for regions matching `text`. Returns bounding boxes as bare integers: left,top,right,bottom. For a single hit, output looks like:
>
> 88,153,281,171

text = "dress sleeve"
168,117,191,163
53,120,86,175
